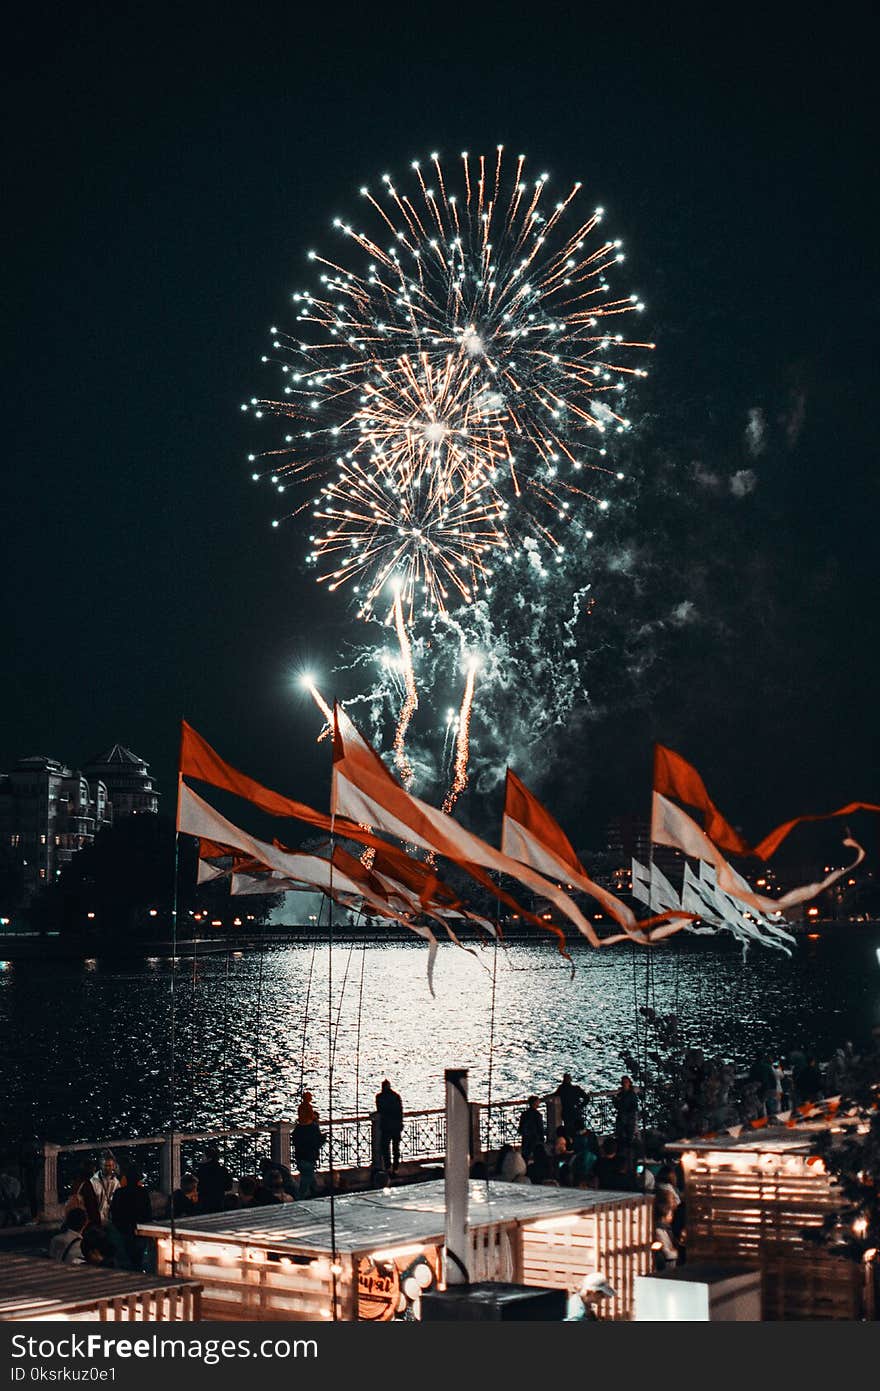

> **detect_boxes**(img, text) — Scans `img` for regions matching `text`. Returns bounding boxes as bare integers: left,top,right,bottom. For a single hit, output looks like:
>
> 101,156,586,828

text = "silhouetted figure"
293,1114,326,1199
196,1147,233,1214
66,1164,101,1227
518,1096,545,1162
596,1138,635,1192
109,1166,152,1270
613,1076,638,1150
572,1128,598,1187
527,1143,551,1185
554,1072,589,1139
375,1079,404,1172
172,1174,200,1218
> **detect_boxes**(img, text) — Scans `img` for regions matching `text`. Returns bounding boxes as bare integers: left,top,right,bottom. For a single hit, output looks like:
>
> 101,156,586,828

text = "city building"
82,744,160,819
0,744,158,901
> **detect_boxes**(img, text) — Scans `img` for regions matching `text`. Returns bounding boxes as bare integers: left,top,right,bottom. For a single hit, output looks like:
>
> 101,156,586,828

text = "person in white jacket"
90,1154,120,1223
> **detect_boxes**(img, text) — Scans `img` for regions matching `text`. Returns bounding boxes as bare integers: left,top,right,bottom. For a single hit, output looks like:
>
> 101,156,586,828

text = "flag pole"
327,703,339,1321
169,752,182,1278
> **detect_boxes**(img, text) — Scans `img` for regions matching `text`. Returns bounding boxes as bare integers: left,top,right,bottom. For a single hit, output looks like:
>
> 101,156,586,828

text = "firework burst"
248,148,651,620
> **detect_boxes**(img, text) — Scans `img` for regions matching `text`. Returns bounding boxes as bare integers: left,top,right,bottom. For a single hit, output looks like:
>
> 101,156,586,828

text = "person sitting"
553,1126,574,1184
527,1142,551,1185
596,1138,635,1191
571,1128,598,1187
259,1156,297,1197
172,1174,200,1218
49,1208,88,1264
266,1169,295,1203
497,1144,528,1184
237,1177,259,1207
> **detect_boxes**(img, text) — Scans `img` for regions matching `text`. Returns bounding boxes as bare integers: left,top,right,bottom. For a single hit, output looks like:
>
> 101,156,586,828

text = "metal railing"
36,1090,626,1219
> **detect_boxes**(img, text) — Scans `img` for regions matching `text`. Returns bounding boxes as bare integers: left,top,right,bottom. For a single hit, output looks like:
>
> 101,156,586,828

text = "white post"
444,1067,470,1287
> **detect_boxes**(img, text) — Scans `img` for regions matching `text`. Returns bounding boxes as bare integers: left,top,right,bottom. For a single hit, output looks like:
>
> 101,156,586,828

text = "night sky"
4,6,879,851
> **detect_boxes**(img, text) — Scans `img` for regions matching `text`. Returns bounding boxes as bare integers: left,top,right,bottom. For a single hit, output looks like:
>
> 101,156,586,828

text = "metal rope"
220,944,231,1156
486,933,499,1159
252,924,266,1168
298,926,319,1099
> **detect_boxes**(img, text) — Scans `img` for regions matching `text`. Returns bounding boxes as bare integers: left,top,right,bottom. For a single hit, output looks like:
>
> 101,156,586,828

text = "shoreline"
1,918,878,961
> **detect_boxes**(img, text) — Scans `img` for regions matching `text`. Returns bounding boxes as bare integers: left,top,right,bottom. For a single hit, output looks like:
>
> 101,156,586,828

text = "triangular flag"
502,770,690,943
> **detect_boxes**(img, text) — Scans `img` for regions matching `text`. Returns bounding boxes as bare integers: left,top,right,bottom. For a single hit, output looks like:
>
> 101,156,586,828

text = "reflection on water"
1,931,879,1143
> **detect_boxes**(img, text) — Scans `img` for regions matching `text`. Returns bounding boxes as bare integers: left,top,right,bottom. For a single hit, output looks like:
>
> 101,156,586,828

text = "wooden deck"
0,1254,202,1321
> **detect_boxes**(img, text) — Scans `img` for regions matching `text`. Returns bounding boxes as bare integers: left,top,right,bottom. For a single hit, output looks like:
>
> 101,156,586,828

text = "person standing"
293,1113,325,1199
517,1096,545,1163
196,1147,233,1214
613,1077,639,1151
90,1154,120,1225
375,1079,404,1174
109,1166,152,1271
554,1073,589,1139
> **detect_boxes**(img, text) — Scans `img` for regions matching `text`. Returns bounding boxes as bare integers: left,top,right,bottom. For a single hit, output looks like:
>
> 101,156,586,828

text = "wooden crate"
670,1128,863,1320
520,1195,652,1320
0,1255,201,1322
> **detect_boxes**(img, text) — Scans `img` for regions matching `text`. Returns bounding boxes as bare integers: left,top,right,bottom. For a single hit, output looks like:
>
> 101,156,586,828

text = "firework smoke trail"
303,676,334,742
442,658,477,814
390,589,418,786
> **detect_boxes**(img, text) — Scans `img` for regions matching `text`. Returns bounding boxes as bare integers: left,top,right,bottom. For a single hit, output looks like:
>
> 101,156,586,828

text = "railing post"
546,1095,562,1146
39,1142,63,1222
271,1120,292,1171
369,1111,383,1173
468,1101,482,1159
160,1132,182,1195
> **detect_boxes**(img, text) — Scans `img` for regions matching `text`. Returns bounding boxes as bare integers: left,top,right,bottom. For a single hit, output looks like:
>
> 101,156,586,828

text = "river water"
2,929,879,1146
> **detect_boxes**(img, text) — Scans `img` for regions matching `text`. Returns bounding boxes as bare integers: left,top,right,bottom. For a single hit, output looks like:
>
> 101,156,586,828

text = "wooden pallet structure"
668,1122,867,1320
0,1253,202,1322
141,1180,652,1322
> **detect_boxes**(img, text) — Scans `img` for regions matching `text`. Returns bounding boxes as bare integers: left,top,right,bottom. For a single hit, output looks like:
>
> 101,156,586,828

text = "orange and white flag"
651,790,864,914
655,742,880,861
331,705,602,951
501,770,691,944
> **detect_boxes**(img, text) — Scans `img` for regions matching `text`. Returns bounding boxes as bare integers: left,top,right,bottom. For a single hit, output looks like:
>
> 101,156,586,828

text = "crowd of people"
42,1047,860,1276
46,1081,408,1271
485,1073,687,1266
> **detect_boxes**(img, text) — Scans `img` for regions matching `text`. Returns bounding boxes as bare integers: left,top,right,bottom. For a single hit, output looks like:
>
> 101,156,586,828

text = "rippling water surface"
1,929,879,1144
